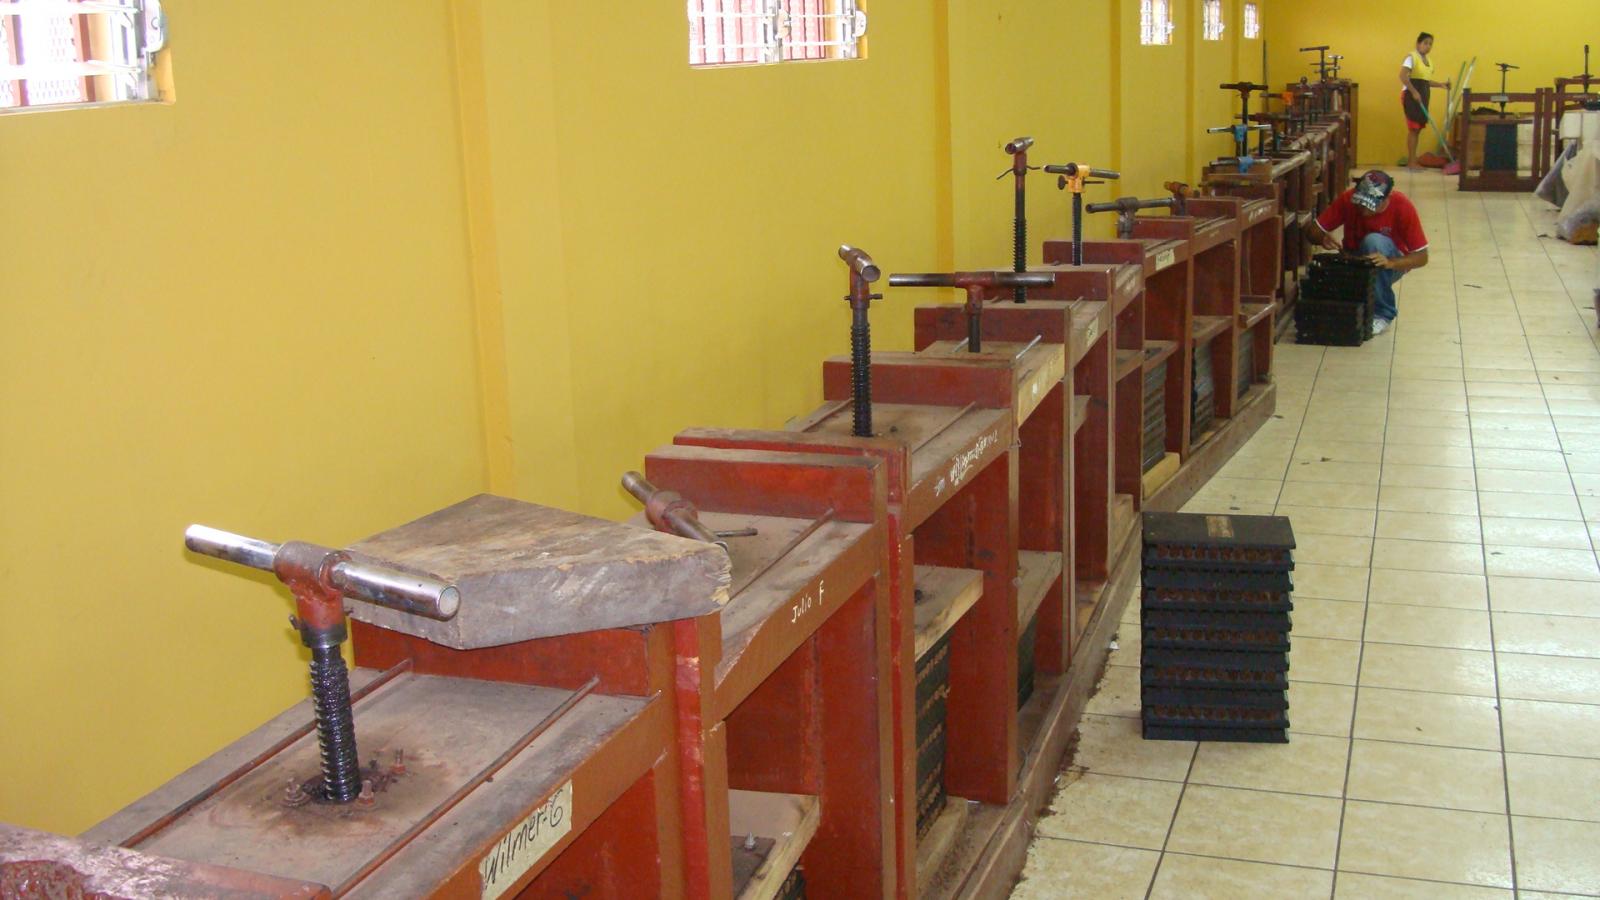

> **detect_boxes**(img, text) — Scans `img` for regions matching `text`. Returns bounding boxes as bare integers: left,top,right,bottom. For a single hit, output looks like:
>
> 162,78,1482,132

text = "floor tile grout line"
1478,188,1520,892
1328,244,1401,897
1140,738,1199,900
1101,665,1600,710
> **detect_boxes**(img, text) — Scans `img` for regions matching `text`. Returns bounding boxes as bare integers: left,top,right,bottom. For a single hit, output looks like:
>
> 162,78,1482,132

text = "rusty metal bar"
621,472,727,550
332,676,601,897
889,272,1052,352
1013,334,1044,359
123,659,415,849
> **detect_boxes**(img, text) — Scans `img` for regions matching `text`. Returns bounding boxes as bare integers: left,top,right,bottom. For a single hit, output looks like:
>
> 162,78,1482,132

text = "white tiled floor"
1013,170,1600,899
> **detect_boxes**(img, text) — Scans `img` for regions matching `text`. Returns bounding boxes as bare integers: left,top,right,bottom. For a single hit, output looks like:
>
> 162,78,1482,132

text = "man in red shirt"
1308,170,1430,335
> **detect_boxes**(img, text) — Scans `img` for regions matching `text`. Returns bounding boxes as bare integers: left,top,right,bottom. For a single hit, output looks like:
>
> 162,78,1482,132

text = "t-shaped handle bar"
889,272,1054,290
1299,45,1329,52
1085,197,1176,215
621,472,727,550
1497,62,1520,70
1046,163,1120,266
1220,81,1269,93
185,525,461,620
890,271,1053,352
1045,162,1121,190
1085,196,1177,239
186,522,459,804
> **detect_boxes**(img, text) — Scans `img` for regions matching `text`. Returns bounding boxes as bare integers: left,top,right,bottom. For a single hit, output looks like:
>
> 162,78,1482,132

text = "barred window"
0,0,167,113
688,0,867,67
1139,0,1174,47
1243,3,1261,40
1202,0,1224,42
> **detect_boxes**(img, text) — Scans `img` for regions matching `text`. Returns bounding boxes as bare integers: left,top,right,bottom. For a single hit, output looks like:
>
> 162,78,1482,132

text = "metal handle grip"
838,245,881,282
1220,81,1268,92
620,472,726,549
1299,45,1329,52
1003,136,1034,154
888,272,1054,288
1042,163,1121,180
184,525,461,619
1085,198,1175,214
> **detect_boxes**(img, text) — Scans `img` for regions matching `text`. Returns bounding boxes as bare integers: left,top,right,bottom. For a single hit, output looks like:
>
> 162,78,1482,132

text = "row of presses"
2,78,1355,900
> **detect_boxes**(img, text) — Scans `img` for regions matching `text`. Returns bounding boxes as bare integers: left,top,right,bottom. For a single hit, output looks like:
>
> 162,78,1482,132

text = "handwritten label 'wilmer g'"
939,431,999,496
480,781,573,899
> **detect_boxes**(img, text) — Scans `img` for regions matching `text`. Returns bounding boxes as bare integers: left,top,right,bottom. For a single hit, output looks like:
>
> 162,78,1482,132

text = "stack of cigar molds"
1296,253,1378,346
1141,357,1168,473
1140,511,1296,743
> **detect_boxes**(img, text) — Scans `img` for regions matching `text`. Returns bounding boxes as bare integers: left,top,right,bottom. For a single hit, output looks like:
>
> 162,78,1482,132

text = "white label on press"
1155,249,1176,271
480,782,573,899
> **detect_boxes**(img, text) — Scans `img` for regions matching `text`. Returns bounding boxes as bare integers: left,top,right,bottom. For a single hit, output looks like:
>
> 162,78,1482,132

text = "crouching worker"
1308,170,1430,335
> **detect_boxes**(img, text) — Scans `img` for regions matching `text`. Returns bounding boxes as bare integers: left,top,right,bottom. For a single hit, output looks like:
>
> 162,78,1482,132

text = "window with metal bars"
1,0,166,113
1202,0,1224,41
687,0,867,67
1243,3,1260,40
1139,0,1173,47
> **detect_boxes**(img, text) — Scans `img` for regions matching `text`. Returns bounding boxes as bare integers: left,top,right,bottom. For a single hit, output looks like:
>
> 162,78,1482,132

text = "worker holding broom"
1401,32,1452,169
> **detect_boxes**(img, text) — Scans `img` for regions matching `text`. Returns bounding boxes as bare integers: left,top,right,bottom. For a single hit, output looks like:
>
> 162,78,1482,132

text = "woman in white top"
1401,32,1451,169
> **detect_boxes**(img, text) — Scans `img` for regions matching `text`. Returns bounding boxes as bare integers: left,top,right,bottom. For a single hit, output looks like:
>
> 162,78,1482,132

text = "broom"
1420,96,1461,175
1434,59,1474,176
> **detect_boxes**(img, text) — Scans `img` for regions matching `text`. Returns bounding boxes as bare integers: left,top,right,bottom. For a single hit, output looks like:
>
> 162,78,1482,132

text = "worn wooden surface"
1014,551,1062,631
912,565,983,660
90,670,664,898
915,342,1067,428
701,510,877,721
345,494,730,648
1142,451,1181,497
1,824,330,899
728,791,820,900
915,798,970,897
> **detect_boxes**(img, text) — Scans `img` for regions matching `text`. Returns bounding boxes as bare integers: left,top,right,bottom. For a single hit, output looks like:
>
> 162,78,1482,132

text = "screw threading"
851,305,872,438
1013,190,1028,302
1072,193,1084,266
308,642,361,803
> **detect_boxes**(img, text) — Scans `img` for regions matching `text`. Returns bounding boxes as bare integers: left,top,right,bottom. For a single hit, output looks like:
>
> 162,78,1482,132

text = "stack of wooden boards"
1140,512,1296,743
1295,253,1378,346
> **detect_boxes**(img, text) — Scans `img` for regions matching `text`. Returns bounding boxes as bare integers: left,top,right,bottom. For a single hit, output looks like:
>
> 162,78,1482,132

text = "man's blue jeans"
1360,232,1404,322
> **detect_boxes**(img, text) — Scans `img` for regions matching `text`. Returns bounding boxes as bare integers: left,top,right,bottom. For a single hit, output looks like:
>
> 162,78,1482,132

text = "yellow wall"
1190,1,1251,175
945,1,1118,262
1265,1,1600,166
1,0,1275,834
0,1,489,832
